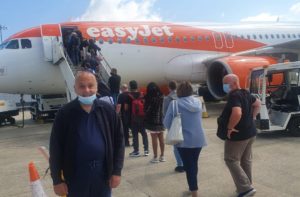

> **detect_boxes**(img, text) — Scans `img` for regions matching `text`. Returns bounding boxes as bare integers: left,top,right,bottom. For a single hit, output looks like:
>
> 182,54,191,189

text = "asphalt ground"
0,102,299,197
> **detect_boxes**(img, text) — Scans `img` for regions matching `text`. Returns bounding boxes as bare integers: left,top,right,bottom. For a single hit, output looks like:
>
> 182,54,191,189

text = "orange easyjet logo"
86,25,174,40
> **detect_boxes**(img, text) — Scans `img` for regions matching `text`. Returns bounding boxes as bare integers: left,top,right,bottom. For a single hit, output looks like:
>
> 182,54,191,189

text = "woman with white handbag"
163,81,207,197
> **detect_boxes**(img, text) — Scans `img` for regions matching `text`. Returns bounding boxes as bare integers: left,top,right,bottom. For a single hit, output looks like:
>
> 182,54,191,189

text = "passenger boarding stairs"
40,24,111,101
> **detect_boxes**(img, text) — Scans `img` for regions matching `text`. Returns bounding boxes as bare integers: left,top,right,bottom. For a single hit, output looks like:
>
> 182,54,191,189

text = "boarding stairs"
40,24,111,102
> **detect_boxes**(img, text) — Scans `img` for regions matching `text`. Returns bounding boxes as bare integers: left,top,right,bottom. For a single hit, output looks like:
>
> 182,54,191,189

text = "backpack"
128,93,145,118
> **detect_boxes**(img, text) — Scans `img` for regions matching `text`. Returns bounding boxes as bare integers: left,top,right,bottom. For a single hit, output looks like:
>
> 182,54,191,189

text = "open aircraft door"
40,24,63,64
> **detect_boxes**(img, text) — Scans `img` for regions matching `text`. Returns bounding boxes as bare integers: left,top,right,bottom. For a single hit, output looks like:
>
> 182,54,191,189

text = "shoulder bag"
165,100,184,145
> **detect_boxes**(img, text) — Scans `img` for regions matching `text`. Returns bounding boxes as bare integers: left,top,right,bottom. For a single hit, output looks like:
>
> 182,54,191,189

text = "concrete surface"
0,102,299,197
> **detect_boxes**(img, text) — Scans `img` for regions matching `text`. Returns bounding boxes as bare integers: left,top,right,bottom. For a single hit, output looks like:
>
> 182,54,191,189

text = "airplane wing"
231,39,300,57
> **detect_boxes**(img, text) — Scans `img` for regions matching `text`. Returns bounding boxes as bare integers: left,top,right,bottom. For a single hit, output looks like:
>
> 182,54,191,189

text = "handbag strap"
172,100,179,118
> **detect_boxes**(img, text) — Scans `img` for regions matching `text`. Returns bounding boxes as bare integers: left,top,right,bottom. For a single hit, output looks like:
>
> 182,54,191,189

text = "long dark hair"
146,82,162,98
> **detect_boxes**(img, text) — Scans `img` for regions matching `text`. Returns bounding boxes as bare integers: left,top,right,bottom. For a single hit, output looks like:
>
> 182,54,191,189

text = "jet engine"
207,56,277,99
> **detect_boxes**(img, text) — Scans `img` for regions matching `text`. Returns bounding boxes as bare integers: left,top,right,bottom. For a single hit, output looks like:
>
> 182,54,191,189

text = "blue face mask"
78,94,96,105
223,84,230,94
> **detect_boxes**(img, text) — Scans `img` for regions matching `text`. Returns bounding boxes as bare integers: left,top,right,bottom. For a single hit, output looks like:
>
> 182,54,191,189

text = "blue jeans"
174,146,183,166
178,147,202,191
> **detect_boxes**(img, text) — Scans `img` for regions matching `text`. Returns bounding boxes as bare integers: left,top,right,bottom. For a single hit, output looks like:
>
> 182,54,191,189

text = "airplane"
0,21,300,100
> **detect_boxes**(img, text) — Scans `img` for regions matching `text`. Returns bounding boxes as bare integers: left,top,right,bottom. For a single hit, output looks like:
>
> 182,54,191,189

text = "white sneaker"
159,156,166,162
150,157,159,163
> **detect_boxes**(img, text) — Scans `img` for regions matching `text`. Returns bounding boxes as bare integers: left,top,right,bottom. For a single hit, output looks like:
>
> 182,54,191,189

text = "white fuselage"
0,22,300,95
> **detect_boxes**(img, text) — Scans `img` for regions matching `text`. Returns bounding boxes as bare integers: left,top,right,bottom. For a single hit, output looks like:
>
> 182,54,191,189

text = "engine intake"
207,56,277,100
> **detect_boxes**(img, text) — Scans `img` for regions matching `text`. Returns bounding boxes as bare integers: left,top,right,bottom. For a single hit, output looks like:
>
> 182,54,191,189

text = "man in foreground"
49,70,125,197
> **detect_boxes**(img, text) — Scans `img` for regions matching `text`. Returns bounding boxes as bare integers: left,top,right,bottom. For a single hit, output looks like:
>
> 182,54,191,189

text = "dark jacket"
49,98,124,185
144,95,165,131
108,74,121,94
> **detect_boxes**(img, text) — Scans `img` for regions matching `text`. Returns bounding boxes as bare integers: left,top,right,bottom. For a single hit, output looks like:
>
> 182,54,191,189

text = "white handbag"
165,100,184,145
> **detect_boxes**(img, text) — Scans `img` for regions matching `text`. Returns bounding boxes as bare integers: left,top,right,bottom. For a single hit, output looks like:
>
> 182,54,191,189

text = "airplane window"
247,35,250,39
298,34,300,38
205,35,210,41
265,34,269,39
135,38,140,44
287,34,291,38
168,37,172,42
126,38,131,43
240,35,245,39
99,39,104,44
117,38,122,44
282,34,285,38
151,37,156,43
144,37,148,43
198,36,202,41
183,37,188,42
271,34,274,39
259,34,263,39
292,34,296,38
276,34,280,39
252,35,257,39
6,40,19,49
190,36,195,41
0,41,8,50
160,37,164,43
108,38,113,44
175,37,180,42
21,39,32,49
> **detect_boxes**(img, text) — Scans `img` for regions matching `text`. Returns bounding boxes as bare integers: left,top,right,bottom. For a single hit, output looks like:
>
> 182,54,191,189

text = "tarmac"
0,102,299,197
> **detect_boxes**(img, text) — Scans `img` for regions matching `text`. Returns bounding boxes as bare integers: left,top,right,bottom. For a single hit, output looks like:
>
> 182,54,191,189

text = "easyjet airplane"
0,21,300,100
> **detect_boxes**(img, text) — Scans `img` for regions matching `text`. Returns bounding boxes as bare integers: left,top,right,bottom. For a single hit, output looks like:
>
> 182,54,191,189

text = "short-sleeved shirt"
117,92,130,114
220,89,257,141
117,92,131,125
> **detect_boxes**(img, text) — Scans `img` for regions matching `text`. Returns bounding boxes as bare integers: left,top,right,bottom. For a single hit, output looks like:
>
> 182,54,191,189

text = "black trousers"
177,147,202,191
67,161,111,197
131,120,148,152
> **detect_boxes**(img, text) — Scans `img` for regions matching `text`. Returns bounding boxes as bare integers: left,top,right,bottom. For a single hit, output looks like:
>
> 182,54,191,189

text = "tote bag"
166,101,184,145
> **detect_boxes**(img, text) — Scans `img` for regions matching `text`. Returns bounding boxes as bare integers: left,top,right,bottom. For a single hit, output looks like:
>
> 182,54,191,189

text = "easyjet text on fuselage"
86,25,174,40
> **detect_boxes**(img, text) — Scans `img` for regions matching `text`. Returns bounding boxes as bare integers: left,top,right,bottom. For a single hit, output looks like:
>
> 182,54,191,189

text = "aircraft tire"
287,117,300,137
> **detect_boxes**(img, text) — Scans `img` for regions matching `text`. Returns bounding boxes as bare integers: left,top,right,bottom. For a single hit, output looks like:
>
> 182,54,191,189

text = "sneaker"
174,166,185,173
150,157,159,163
144,150,149,156
237,188,256,197
129,151,140,157
159,156,166,162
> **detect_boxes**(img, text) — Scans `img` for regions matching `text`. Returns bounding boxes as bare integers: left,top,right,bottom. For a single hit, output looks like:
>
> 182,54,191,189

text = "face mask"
223,84,230,94
78,94,96,105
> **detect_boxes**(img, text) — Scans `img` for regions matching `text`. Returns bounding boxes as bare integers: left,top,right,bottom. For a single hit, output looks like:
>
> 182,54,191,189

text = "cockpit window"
5,40,19,49
21,39,32,49
0,41,8,50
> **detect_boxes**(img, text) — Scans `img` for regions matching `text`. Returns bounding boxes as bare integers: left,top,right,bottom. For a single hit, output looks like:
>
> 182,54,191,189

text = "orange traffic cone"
28,161,47,197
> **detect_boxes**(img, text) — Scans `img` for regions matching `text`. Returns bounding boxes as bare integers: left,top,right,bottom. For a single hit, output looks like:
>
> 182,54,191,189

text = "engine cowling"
207,56,277,100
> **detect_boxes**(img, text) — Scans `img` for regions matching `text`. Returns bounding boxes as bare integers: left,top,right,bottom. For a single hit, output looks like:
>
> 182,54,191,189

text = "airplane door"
40,24,63,63
212,32,223,49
